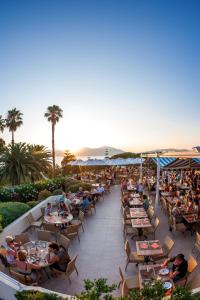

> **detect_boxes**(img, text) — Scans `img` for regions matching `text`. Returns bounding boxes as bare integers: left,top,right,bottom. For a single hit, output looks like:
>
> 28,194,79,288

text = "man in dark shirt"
161,253,188,282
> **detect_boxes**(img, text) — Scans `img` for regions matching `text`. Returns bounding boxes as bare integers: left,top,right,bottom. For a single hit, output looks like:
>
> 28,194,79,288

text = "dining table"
130,207,148,219
136,240,163,257
129,198,143,207
23,240,50,268
131,218,152,239
138,264,174,297
44,212,73,225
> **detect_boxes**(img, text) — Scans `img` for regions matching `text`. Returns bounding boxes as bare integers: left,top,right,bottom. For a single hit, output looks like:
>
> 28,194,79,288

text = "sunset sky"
0,0,199,152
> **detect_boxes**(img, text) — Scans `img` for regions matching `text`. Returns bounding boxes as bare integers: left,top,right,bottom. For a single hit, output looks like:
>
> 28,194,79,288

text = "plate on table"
139,242,149,250
150,241,161,250
159,268,169,276
163,281,172,290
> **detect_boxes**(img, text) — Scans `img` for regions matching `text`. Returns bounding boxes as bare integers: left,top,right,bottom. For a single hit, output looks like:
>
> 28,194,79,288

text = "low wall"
0,271,70,300
0,195,58,245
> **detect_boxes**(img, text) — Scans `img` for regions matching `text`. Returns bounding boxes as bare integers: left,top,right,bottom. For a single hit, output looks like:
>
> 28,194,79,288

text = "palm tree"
0,115,6,133
44,105,63,176
0,143,35,185
0,143,52,185
27,144,52,182
6,108,23,146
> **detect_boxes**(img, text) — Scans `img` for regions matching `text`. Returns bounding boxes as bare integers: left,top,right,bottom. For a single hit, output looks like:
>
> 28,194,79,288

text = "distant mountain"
141,148,189,154
75,146,124,157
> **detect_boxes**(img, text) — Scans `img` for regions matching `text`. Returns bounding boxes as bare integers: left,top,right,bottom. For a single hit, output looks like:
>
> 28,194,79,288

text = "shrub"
38,189,52,201
52,189,63,195
0,214,4,233
14,184,38,202
66,182,92,193
15,290,66,300
0,202,30,228
27,200,40,208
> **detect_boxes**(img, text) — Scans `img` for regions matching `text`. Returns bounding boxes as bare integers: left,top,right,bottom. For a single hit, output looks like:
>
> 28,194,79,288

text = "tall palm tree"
44,105,63,177
6,108,23,146
0,143,35,185
27,144,52,182
0,115,6,133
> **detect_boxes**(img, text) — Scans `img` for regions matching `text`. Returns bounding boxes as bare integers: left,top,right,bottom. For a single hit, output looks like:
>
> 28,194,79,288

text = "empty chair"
124,240,144,270
147,207,154,221
172,216,186,234
58,235,70,251
15,232,29,245
121,280,129,297
71,210,85,232
118,267,139,289
27,213,43,231
186,273,200,289
63,225,80,243
143,217,159,239
43,223,60,234
37,230,53,241
153,236,174,261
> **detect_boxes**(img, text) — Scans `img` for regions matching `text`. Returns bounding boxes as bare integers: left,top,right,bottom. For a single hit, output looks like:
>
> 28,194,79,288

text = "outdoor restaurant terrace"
0,153,200,299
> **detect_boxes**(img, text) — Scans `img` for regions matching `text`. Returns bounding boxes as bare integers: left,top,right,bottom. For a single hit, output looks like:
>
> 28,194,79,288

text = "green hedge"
27,201,40,209
0,177,90,204
0,202,30,228
66,182,92,193
15,290,66,300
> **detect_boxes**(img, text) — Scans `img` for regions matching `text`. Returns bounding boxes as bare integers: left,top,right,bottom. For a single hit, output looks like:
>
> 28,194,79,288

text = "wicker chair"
124,240,144,270
153,236,174,261
118,267,139,289
15,232,30,245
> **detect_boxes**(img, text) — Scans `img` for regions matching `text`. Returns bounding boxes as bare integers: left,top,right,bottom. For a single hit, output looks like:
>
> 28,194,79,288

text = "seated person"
16,250,41,284
5,236,18,266
161,253,188,283
143,195,149,211
187,200,194,213
76,187,84,198
48,242,70,272
44,203,52,216
97,184,105,194
59,200,70,215
56,191,66,205
81,195,90,211
172,201,183,223
64,195,72,211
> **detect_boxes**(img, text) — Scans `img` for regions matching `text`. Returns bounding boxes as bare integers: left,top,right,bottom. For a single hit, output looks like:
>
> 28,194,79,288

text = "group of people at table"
2,185,105,285
121,178,190,292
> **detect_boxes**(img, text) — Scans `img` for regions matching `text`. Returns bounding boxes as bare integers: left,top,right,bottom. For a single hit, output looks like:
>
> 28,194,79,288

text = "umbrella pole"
155,154,160,211
140,153,143,183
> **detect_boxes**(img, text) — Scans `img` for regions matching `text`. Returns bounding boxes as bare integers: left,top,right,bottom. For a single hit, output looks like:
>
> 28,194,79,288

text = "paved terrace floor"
42,185,200,296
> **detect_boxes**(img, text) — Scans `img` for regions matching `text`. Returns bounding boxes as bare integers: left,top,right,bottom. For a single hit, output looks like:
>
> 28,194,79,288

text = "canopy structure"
151,157,176,168
69,158,144,166
164,158,200,170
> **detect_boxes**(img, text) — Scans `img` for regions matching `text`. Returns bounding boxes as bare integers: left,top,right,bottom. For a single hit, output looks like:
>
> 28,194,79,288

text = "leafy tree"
0,143,51,186
6,108,23,146
44,105,63,177
0,115,6,133
61,150,76,167
0,138,6,152
110,152,139,159
27,144,52,182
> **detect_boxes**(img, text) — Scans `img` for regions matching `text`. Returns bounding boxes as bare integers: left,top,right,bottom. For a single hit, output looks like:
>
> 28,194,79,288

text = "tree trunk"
52,123,55,177
11,130,14,147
